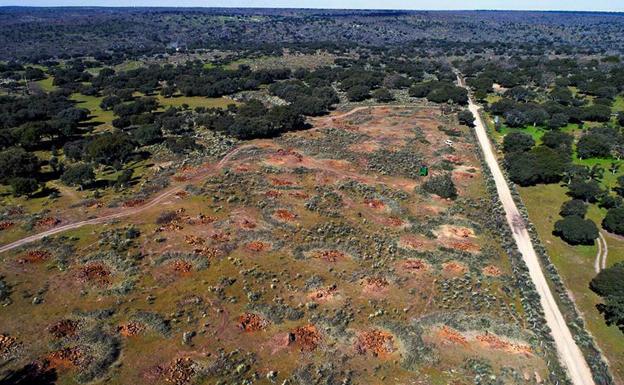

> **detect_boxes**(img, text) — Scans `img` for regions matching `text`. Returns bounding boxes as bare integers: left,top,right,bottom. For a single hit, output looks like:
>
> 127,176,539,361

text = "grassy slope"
519,184,624,382
156,94,238,110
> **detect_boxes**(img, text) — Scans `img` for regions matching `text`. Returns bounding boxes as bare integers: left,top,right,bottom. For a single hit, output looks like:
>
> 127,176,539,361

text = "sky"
0,0,623,12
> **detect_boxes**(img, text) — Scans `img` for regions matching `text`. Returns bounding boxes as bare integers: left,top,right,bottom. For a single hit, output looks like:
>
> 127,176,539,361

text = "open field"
156,94,238,110
0,104,553,384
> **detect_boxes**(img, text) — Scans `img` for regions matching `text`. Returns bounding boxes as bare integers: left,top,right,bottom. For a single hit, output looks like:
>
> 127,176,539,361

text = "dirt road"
594,232,608,273
0,145,256,255
462,77,596,385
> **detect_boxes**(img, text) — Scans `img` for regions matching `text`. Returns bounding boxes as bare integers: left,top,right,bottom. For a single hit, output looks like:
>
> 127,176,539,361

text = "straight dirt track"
459,74,597,385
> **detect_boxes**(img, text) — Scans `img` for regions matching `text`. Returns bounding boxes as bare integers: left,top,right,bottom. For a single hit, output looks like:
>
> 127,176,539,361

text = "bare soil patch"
355,329,396,357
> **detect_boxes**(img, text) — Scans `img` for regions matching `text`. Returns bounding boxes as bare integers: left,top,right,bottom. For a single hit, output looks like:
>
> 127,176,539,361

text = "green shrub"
422,173,457,199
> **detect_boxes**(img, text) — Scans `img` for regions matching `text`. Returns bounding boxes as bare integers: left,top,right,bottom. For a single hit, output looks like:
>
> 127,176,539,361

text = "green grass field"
70,93,115,129
156,94,238,110
35,76,57,92
519,184,624,383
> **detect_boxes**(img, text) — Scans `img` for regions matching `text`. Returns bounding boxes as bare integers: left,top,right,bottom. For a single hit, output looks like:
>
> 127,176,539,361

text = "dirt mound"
314,249,346,262
0,221,14,231
77,263,111,286
47,319,79,339
380,216,404,227
476,333,532,356
308,284,338,302
265,190,282,198
19,249,51,264
364,199,385,209
401,259,430,273
118,322,145,337
165,357,196,385
123,199,144,208
0,334,19,359
442,261,467,276
274,209,297,221
289,191,310,199
238,313,268,332
170,260,193,275
210,231,230,243
46,347,86,369
355,329,395,357
438,225,474,239
483,265,502,277
363,277,389,293
437,326,468,346
246,241,269,252
35,217,59,228
449,240,480,253
290,324,321,352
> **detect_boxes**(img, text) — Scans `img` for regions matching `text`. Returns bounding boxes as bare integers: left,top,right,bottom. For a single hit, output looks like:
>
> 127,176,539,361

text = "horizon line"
0,5,623,13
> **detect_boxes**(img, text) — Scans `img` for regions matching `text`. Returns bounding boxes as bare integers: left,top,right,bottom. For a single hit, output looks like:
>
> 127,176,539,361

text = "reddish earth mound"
364,199,385,209
381,216,404,227
483,265,502,277
363,277,389,292
265,190,282,198
476,333,532,356
442,261,467,276
239,218,257,229
46,347,86,369
47,319,79,339
185,235,205,247
118,322,145,337
274,209,297,221
77,263,111,286
290,324,321,352
401,259,430,273
238,313,268,332
170,260,193,275
449,240,480,253
355,329,395,357
246,241,269,252
19,249,51,264
437,326,468,346
197,214,217,225
165,358,196,385
308,285,338,301
123,199,144,208
289,191,310,199
270,178,294,186
35,217,59,228
0,221,14,231
0,334,19,359
210,231,230,242
314,250,345,262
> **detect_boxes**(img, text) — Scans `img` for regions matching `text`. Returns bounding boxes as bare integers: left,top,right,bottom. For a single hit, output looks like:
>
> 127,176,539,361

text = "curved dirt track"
594,232,608,273
0,145,254,255
461,76,596,385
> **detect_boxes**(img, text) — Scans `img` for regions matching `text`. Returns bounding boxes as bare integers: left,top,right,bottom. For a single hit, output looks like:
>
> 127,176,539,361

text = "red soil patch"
0,221,14,231
355,329,396,357
265,190,282,198
364,199,385,209
441,225,474,239
118,322,145,337
210,231,230,242
0,334,18,359
196,214,217,225
164,358,196,385
483,265,502,277
314,249,345,262
19,249,51,264
170,260,193,275
308,284,338,302
185,235,205,247
442,261,467,276
193,246,223,259
275,209,297,221
238,313,268,332
401,259,430,273
437,326,468,346
246,241,269,252
443,154,463,164
123,199,144,208
47,319,79,339
380,216,404,227
46,347,86,369
35,217,59,228
270,178,294,186
175,191,189,198
449,240,480,253
76,263,111,286
240,218,257,229
289,191,310,199
290,324,321,352
476,333,532,356
363,277,389,293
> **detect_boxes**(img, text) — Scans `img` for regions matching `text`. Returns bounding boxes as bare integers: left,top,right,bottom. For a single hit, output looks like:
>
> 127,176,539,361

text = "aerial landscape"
0,3,623,385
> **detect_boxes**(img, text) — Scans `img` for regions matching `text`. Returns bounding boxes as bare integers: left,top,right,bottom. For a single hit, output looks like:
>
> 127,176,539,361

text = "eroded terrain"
0,105,552,385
